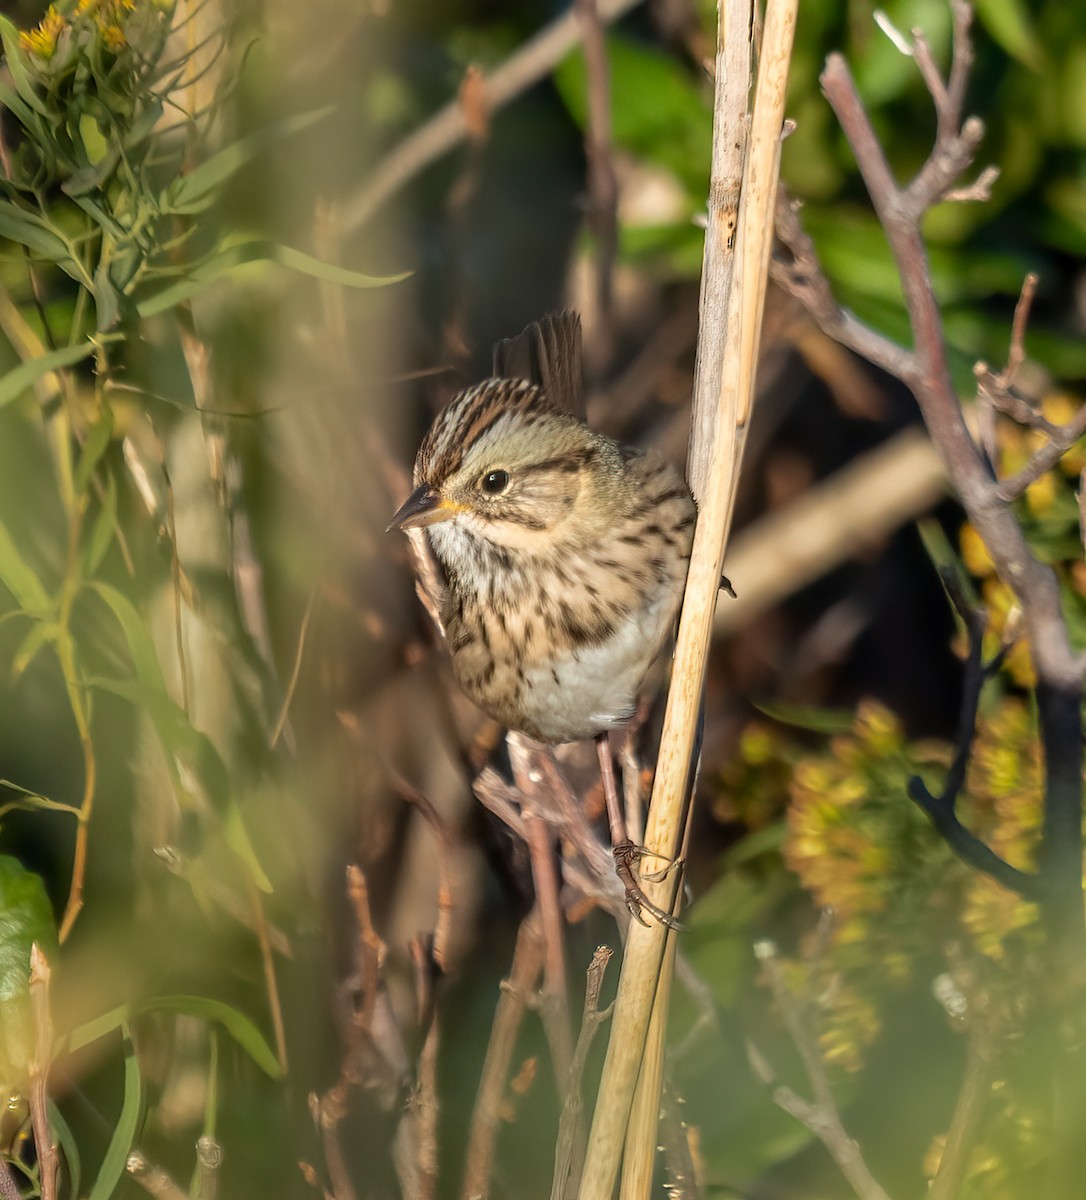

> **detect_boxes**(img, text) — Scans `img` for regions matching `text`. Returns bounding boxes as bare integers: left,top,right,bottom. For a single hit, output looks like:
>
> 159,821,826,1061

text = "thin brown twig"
508,735,575,1088
270,581,318,749
927,1017,993,1200
461,911,546,1200
574,0,619,334
407,936,442,1200
749,941,893,1200
551,946,614,1200
341,0,645,232
28,946,58,1200
127,1153,189,1200
392,773,457,970
248,877,289,1074
192,1136,223,1200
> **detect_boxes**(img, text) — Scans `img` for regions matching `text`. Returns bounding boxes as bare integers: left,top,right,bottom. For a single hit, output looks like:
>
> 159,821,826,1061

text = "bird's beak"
387,484,458,532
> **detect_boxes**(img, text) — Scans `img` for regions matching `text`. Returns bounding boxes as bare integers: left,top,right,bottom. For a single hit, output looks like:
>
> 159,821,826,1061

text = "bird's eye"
480,469,511,495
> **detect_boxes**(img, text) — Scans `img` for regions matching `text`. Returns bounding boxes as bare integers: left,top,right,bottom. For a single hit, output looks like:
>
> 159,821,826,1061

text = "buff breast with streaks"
389,313,696,744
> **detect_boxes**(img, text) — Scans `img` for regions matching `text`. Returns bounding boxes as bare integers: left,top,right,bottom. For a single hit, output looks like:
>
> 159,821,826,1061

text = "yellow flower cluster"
961,390,1086,688
18,0,155,59
18,5,65,58
783,700,909,938
960,698,1043,959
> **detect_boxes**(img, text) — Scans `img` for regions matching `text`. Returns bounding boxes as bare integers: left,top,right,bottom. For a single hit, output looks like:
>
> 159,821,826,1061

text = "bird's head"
388,378,621,554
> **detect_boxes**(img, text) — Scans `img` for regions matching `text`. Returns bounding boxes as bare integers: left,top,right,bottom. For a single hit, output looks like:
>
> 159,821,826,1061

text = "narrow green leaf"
65,1002,129,1054
48,1101,81,1200
0,340,96,410
164,106,334,213
73,405,114,495
0,520,50,611
86,674,231,807
271,243,411,289
92,256,122,331
136,240,407,318
67,996,281,1078
0,200,73,262
133,995,281,1078
0,17,50,117
0,80,38,130
86,582,165,690
751,700,856,734
87,1027,142,1200
225,802,273,894
12,619,56,679
83,470,117,576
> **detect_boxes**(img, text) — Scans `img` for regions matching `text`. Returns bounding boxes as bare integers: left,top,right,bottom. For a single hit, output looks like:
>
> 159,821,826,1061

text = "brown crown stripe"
418,378,550,483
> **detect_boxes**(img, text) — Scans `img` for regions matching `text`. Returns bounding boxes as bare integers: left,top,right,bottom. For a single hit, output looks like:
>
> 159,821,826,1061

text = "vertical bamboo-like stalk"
576,2,797,1196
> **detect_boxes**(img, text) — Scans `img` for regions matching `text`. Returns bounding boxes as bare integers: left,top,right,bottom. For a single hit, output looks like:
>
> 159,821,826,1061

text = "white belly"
517,590,675,743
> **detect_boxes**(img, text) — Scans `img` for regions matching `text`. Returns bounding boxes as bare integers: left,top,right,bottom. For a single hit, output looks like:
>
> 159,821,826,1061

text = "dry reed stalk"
575,0,798,1195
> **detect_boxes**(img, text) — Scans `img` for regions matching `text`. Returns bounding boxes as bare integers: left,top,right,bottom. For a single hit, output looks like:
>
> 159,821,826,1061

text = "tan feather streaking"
389,312,695,744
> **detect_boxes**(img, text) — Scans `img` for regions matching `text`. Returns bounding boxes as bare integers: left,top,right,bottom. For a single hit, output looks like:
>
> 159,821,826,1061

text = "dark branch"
908,577,1045,901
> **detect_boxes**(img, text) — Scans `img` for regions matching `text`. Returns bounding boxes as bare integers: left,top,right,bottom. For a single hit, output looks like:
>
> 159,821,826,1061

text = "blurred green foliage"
555,0,1086,381
0,0,1083,1198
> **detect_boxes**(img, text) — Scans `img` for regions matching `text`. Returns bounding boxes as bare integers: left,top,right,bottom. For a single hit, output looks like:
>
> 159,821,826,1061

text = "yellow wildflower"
18,6,66,58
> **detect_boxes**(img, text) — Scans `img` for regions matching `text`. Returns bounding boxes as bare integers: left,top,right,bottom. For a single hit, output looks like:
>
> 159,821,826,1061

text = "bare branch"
462,912,546,1200
341,0,645,232
749,941,894,1200
574,0,619,332
551,947,615,1200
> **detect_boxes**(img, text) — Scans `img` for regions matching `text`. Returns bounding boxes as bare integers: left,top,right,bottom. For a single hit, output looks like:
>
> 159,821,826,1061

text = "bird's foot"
612,839,684,930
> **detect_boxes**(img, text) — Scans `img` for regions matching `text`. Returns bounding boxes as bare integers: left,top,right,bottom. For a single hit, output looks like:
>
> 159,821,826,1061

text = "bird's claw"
612,839,684,931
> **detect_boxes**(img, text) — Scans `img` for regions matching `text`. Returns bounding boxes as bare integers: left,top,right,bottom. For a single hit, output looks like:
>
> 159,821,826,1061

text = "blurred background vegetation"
0,0,1083,1197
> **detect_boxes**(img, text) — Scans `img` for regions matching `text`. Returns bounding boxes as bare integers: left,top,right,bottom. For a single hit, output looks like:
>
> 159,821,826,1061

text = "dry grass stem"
686,0,752,500
552,947,615,1200
577,1,797,1195
462,912,547,1200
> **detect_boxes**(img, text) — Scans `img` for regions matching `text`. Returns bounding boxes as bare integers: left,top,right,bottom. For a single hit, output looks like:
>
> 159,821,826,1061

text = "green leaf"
0,857,55,1003
68,996,281,1078
0,340,96,411
163,106,335,214
49,1101,81,1200
73,405,114,495
83,470,118,576
136,240,408,318
0,80,40,132
87,1027,142,1200
139,995,281,1078
752,700,856,734
0,17,50,118
554,36,712,194
973,0,1044,69
86,582,165,691
0,200,74,263
12,619,57,679
0,856,56,1085
225,803,273,894
0,520,51,612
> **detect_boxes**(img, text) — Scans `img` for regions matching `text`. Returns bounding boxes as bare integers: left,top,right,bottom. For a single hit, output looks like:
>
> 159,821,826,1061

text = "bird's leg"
594,732,682,930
